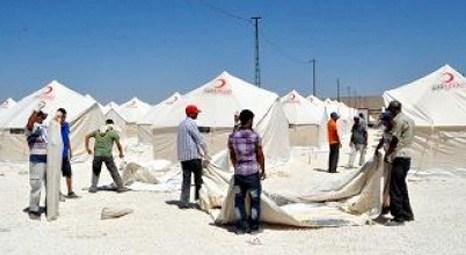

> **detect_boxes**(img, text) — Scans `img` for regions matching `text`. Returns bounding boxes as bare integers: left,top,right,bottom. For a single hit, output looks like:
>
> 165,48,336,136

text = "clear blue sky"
1,0,465,104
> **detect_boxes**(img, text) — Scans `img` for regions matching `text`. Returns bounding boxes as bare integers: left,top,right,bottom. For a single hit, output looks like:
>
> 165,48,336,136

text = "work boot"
67,192,80,199
385,218,405,227
116,187,130,193
89,174,99,193
28,211,41,221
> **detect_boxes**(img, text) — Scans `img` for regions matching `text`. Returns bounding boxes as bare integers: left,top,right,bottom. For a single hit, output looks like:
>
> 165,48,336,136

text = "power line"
193,0,251,24
260,33,309,64
190,0,311,65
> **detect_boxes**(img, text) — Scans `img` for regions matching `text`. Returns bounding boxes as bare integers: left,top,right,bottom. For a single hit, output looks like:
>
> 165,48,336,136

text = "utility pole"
310,58,317,96
336,78,341,102
251,17,262,87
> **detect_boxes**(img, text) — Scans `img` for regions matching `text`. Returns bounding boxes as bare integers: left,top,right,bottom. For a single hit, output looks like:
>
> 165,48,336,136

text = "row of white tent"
1,64,464,168
0,72,356,163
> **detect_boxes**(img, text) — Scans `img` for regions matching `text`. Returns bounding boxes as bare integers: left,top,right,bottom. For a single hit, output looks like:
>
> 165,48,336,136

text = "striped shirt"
25,123,48,163
177,117,207,162
228,129,262,176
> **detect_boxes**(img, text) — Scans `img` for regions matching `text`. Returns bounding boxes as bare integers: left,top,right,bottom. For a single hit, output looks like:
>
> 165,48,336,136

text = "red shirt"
327,119,340,145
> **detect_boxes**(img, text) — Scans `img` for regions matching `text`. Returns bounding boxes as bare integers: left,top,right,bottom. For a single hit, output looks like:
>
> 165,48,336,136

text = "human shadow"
22,206,46,215
165,200,201,210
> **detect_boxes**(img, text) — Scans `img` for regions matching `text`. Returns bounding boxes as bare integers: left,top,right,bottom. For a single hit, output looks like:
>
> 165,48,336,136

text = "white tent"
119,97,151,123
0,80,105,162
104,101,119,114
0,98,16,115
137,92,182,144
85,94,106,114
150,71,290,162
383,64,466,168
281,90,321,147
116,97,151,138
307,95,324,107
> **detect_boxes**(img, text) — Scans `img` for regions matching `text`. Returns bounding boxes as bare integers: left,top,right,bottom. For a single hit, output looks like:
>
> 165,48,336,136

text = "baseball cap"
185,104,201,115
330,112,339,118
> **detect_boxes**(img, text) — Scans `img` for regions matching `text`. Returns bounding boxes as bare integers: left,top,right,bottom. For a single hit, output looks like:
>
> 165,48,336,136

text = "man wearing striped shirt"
177,104,208,209
25,102,48,220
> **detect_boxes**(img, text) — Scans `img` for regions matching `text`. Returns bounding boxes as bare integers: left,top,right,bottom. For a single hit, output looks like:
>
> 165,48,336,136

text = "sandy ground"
1,131,466,255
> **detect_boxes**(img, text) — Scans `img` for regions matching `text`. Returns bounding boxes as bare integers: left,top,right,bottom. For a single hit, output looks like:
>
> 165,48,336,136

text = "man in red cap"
177,104,208,209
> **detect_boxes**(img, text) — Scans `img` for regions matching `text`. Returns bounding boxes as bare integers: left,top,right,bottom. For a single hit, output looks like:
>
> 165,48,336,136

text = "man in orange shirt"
327,112,341,173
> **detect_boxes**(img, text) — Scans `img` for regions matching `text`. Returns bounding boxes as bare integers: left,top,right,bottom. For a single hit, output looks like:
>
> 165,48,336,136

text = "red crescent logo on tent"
214,79,227,89
43,85,53,95
39,85,55,100
443,72,454,83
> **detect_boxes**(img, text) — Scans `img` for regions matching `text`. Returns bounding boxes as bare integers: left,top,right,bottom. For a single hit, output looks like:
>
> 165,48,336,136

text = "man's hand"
86,149,92,155
384,154,391,163
260,171,266,180
119,152,124,158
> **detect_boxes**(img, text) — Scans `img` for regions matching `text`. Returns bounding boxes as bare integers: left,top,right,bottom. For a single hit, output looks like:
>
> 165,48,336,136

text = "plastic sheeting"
199,155,386,228
46,119,63,221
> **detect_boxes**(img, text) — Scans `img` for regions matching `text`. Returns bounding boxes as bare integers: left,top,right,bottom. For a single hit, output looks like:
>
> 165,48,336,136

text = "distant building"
333,95,384,121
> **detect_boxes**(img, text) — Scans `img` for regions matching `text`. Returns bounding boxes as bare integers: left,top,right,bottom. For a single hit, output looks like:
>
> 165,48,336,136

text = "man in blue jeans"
228,109,266,234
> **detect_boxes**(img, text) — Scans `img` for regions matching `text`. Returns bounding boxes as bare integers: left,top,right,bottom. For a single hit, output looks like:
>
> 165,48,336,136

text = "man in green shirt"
85,119,127,193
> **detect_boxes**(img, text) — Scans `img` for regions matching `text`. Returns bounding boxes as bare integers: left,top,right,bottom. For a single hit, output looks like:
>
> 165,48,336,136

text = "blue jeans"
233,172,262,229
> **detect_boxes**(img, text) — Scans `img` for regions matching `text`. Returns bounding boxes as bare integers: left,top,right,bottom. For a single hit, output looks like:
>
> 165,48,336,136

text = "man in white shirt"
385,100,415,226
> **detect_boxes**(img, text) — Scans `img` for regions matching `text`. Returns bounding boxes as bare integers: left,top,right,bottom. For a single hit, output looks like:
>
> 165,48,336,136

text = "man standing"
228,109,266,234
327,112,341,173
347,116,368,168
359,112,368,128
25,102,48,220
177,104,208,209
57,108,79,198
385,101,415,226
85,119,127,193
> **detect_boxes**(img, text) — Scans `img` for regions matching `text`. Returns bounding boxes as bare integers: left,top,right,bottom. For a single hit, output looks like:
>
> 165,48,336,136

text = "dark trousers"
389,158,414,221
92,156,124,189
234,172,262,229
328,144,340,173
180,159,203,205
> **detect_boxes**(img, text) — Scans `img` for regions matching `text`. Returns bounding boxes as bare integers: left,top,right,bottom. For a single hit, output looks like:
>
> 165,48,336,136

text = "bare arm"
364,129,369,146
385,136,398,161
85,133,94,154
116,139,124,158
26,112,39,131
228,141,237,167
256,144,266,180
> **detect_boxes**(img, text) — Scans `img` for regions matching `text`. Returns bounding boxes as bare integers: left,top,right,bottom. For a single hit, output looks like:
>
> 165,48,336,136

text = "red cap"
185,104,201,115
